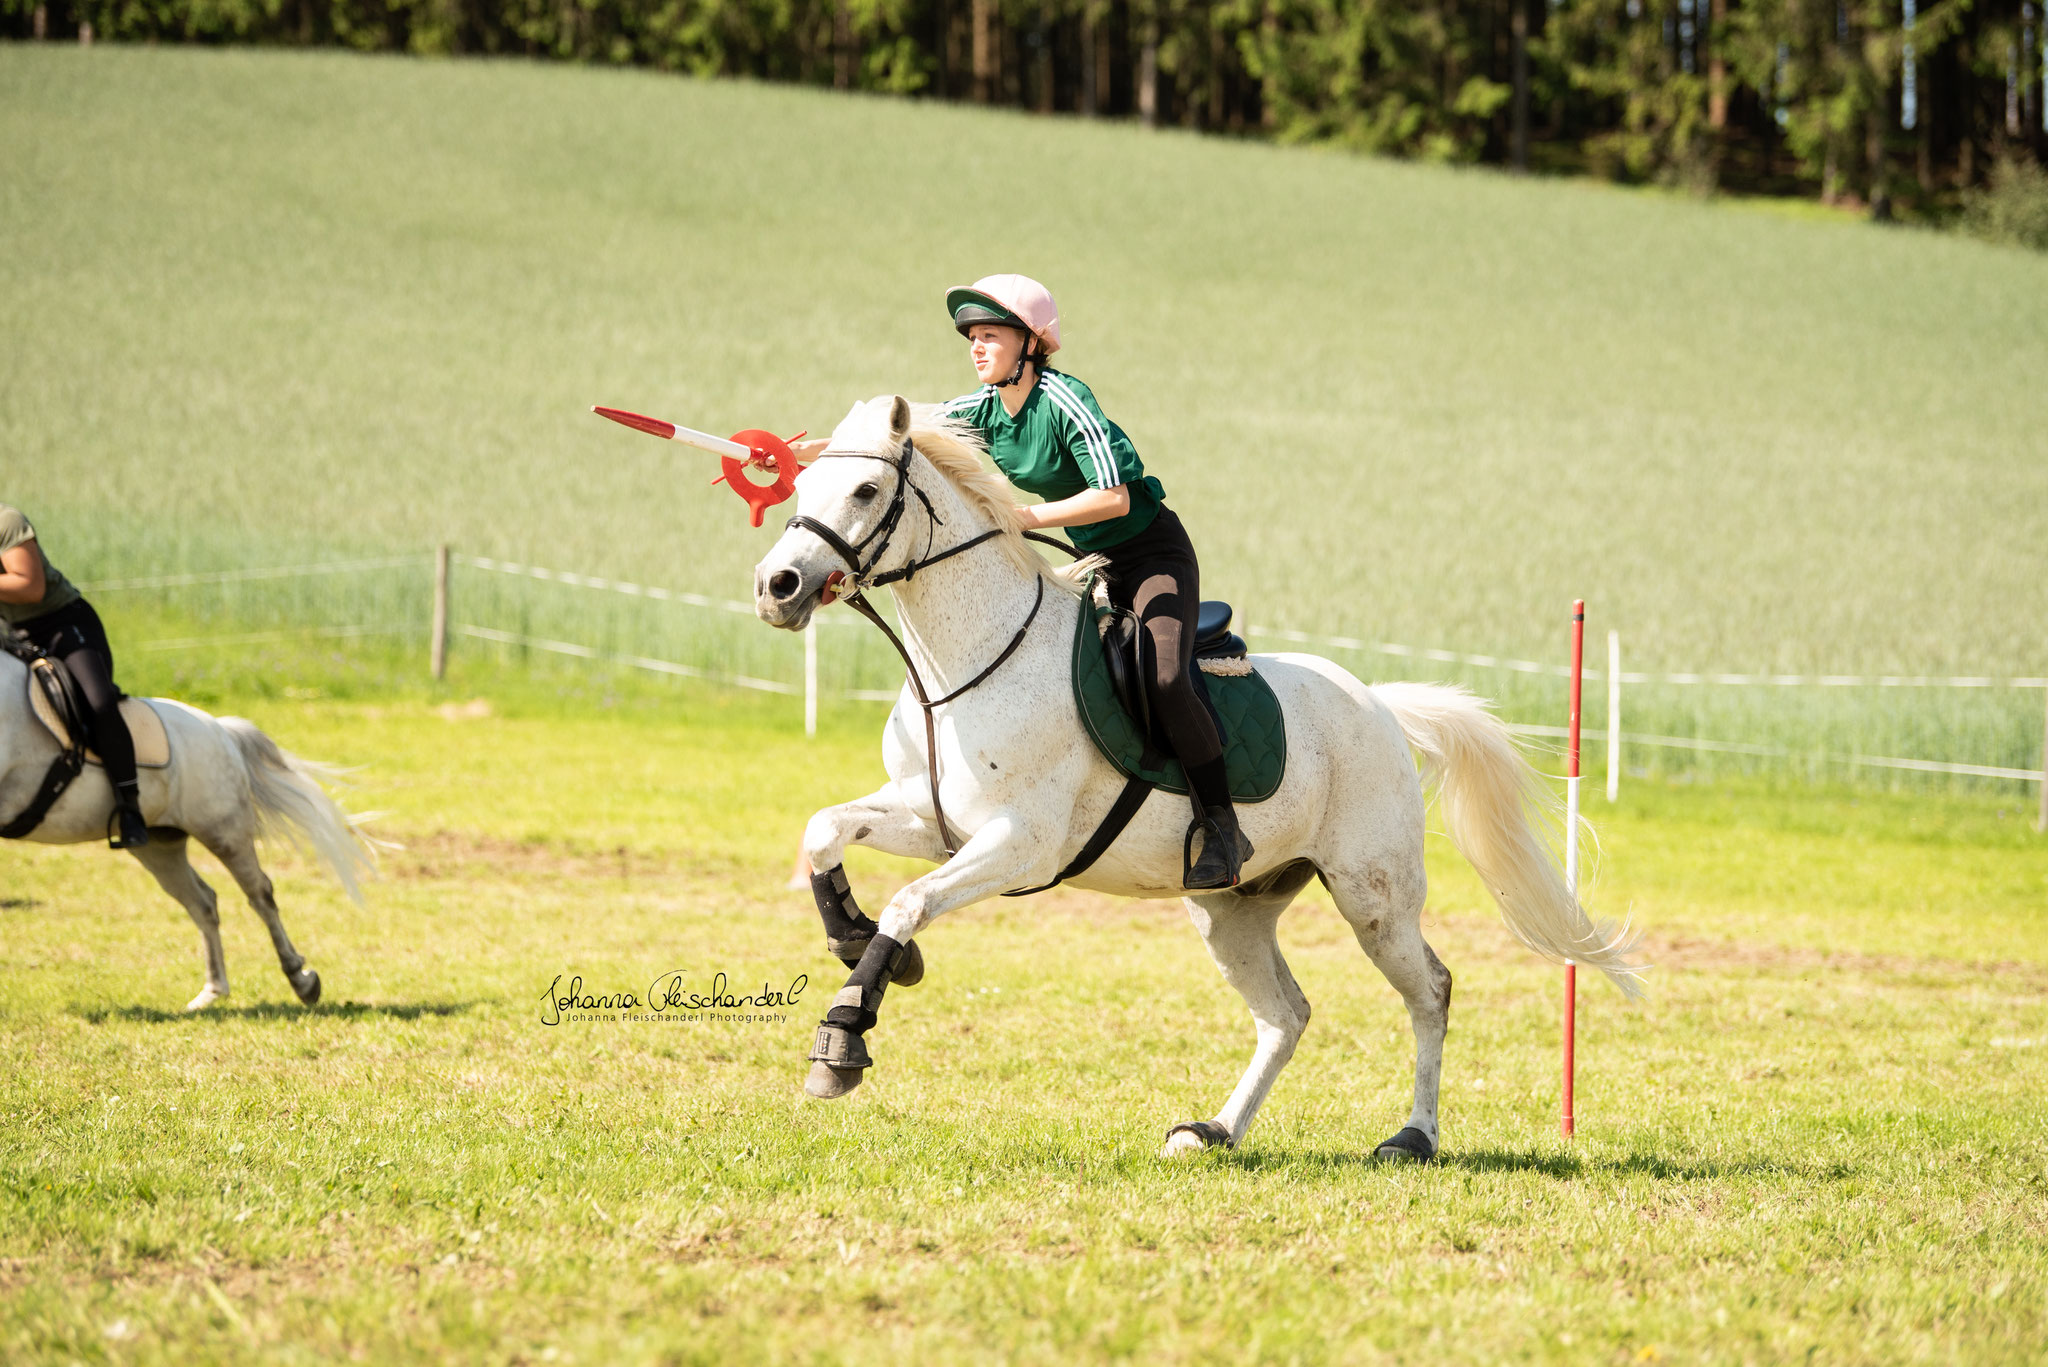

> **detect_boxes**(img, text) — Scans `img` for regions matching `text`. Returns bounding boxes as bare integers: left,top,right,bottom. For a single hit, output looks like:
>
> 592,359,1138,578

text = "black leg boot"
809,867,922,986
1183,758,1253,890
108,778,150,850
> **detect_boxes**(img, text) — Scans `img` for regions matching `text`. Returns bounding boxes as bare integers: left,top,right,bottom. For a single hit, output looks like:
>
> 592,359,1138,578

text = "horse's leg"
203,834,321,1006
801,783,946,989
127,835,230,1012
804,810,1047,1100
1325,859,1447,1161
1162,862,1318,1158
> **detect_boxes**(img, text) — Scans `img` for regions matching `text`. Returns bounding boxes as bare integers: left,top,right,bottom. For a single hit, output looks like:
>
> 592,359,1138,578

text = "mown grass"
2,662,2044,1364
3,45,2047,773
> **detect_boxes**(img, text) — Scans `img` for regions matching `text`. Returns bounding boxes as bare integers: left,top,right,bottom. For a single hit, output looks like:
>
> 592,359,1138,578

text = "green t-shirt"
0,505,83,626
940,371,1166,552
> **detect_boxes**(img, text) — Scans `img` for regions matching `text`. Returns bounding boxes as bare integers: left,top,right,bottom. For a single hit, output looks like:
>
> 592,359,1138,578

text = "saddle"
1099,596,1251,764
24,669,169,768
2,634,170,842
1003,577,1287,897
1078,577,1286,804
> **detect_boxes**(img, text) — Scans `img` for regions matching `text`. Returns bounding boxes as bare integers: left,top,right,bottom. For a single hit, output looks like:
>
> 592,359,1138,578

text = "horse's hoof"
1160,1119,1232,1158
804,1061,865,1099
186,986,227,1013
1373,1126,1437,1162
291,969,322,1006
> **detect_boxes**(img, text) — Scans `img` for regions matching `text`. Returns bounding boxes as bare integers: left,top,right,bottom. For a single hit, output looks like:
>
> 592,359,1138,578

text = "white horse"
755,397,1643,1161
0,655,373,1011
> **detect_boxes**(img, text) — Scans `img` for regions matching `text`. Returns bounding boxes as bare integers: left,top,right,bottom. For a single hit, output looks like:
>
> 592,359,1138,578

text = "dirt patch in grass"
377,830,694,882
1640,932,2048,985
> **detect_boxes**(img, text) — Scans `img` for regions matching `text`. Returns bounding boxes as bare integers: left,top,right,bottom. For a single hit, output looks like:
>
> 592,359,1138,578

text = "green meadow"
2,46,2047,1362
3,45,2047,776
1,656,2045,1364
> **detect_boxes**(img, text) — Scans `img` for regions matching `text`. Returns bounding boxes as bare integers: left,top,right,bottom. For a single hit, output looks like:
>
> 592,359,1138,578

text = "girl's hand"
790,437,831,463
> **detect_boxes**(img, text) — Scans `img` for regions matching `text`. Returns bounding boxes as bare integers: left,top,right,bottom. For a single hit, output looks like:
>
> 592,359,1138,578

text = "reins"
785,441,1074,858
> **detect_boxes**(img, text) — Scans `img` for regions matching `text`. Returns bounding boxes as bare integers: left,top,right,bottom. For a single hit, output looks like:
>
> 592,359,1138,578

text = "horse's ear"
887,396,912,444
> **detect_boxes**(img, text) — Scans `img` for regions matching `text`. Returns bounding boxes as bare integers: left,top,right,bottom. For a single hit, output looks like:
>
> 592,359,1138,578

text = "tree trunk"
1042,0,1058,111
1867,101,1892,219
1139,19,1159,126
835,0,853,90
1707,0,1727,127
1917,54,1934,192
973,0,995,102
32,3,46,38
1209,24,1227,129
1081,7,1098,115
1511,0,1530,170
1260,0,1277,129
1953,30,1976,188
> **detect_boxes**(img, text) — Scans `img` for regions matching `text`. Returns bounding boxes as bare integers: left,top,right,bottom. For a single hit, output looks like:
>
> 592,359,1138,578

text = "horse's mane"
836,399,1101,596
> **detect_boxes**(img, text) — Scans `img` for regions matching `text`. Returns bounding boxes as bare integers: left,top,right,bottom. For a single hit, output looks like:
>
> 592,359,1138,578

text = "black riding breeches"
1101,507,1231,810
15,599,139,792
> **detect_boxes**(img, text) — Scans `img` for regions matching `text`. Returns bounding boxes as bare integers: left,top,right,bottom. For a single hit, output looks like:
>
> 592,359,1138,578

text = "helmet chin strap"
993,337,1046,389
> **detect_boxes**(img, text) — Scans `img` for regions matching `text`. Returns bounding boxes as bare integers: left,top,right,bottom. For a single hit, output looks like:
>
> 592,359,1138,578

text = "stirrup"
108,807,151,851
1183,816,1246,891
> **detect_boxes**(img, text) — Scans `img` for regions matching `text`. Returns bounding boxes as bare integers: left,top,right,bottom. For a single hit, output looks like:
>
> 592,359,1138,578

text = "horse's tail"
1371,681,1646,999
219,716,376,904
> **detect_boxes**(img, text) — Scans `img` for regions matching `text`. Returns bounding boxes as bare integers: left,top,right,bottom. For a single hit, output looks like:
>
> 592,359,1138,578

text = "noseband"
782,438,1050,857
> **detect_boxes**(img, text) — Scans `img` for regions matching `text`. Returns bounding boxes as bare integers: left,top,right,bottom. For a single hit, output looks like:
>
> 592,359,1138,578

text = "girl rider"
0,504,151,849
808,274,1252,890
942,276,1251,889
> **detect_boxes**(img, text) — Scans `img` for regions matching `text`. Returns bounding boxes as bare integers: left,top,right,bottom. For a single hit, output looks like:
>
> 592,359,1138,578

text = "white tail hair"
219,717,377,904
1372,681,1646,998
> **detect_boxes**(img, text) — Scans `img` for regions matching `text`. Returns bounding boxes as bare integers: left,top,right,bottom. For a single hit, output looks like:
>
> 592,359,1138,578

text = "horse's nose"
767,568,802,602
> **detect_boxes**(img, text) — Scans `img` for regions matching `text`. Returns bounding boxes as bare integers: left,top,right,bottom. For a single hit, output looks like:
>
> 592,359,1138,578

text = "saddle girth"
1,641,91,841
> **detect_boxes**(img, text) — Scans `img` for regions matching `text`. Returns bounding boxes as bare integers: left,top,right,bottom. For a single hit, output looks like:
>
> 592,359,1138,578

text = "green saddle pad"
1069,577,1287,803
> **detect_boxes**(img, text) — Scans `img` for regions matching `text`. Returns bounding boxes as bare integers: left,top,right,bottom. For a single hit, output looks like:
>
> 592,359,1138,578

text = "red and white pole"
1563,599,1585,1138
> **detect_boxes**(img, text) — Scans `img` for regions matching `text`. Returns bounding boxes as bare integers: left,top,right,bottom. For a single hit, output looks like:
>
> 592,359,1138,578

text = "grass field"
2,656,2046,1364
3,45,2048,776
2,47,2046,1356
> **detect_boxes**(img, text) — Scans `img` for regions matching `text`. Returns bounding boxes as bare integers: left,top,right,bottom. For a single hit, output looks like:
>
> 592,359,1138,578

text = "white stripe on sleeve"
1041,378,1120,488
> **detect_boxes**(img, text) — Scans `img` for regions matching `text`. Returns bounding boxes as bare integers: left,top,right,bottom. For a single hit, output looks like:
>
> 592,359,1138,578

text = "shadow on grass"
1438,1148,1849,1182
1210,1146,1850,1183
73,1000,480,1025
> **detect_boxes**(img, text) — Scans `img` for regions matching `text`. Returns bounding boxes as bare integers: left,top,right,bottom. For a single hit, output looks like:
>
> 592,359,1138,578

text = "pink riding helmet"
945,274,1063,356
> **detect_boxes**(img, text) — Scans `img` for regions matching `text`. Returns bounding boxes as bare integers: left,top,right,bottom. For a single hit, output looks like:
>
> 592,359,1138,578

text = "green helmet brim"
947,287,1025,336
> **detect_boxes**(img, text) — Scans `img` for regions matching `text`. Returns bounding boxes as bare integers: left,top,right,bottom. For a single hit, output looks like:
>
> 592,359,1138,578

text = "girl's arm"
0,542,47,605
1016,485,1131,530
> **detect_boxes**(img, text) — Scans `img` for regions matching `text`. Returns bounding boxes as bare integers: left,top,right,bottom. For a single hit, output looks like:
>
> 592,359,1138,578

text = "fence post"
431,544,450,681
2038,683,2047,833
804,619,818,738
1607,629,1621,802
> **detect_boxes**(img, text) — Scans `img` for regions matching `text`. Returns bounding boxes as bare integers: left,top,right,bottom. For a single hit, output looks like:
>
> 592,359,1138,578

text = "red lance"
591,406,805,528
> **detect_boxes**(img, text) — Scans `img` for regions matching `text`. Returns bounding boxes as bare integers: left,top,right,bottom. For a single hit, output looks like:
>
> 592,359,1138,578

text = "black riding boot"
109,777,150,850
1183,757,1252,890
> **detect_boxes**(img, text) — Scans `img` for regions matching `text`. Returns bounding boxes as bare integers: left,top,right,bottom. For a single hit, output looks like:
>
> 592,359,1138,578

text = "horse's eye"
854,483,879,501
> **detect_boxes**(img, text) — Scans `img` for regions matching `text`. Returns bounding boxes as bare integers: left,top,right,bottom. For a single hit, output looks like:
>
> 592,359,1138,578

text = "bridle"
784,439,1064,857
